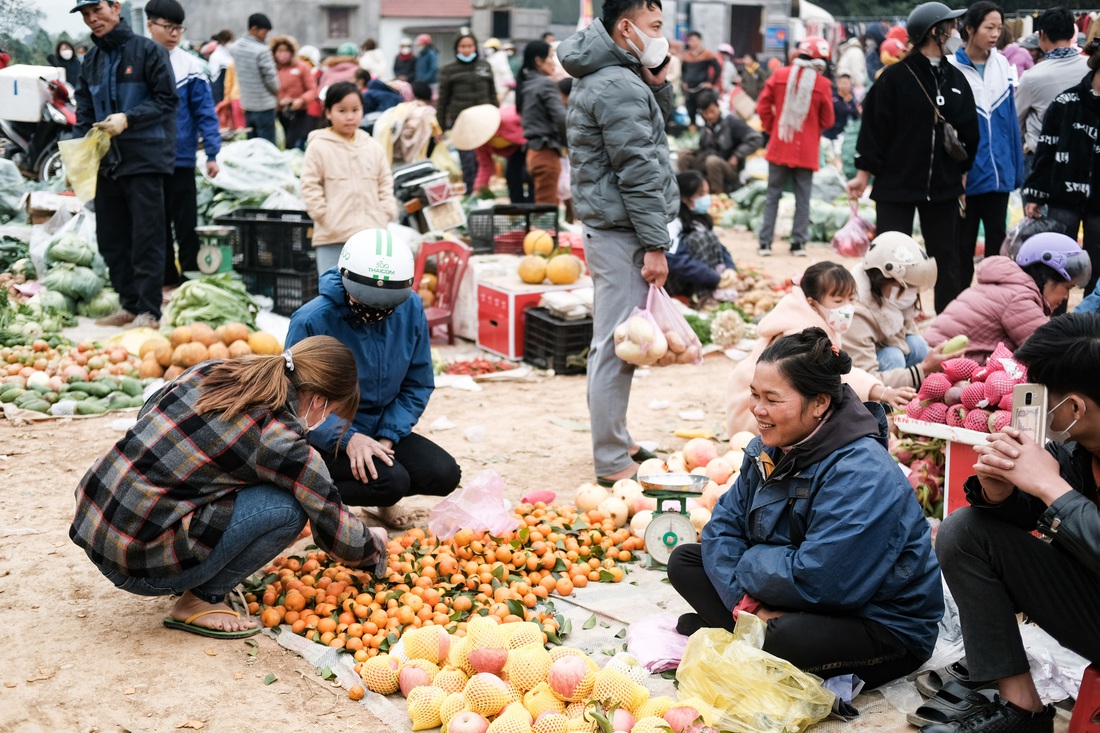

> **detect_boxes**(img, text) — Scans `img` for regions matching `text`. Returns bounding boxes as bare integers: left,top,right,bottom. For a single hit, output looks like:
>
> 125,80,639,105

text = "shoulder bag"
904,63,969,163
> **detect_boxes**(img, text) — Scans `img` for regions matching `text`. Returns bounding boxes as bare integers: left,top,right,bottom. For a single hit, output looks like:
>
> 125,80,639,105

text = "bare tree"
0,0,45,39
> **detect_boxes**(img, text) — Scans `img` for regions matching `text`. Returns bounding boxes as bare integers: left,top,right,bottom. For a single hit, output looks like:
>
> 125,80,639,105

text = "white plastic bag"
427,470,520,539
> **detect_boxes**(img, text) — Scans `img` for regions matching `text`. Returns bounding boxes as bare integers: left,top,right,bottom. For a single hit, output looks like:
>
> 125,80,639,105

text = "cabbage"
46,232,96,267
162,273,258,329
41,262,104,302
32,287,76,314
77,288,120,318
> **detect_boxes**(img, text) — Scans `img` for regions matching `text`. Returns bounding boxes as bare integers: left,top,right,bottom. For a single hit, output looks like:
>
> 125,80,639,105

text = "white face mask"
1045,396,1080,443
303,397,329,432
60,49,74,60
817,302,854,334
625,20,670,68
888,287,918,310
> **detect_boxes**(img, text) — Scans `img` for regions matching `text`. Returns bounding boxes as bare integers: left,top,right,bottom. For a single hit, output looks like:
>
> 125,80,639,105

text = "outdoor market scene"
1,0,1098,731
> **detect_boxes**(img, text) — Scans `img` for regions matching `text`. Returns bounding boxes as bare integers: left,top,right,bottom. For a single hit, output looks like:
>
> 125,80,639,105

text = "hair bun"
833,348,853,376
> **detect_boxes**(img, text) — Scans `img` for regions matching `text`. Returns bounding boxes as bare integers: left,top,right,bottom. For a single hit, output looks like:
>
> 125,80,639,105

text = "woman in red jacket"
271,35,318,150
755,37,835,257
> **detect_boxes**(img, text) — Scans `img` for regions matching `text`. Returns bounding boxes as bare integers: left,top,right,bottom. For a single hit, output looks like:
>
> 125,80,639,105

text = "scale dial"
197,245,223,274
644,512,696,566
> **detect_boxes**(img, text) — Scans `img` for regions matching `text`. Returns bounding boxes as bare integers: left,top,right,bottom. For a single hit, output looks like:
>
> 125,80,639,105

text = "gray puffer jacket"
558,21,678,251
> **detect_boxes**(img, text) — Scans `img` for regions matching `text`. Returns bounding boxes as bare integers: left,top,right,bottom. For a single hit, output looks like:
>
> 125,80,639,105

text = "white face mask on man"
1046,396,1080,444
624,20,670,68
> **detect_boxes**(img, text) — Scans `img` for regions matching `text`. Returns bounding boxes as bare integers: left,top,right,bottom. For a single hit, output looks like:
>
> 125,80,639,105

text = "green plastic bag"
676,614,835,733
58,128,111,202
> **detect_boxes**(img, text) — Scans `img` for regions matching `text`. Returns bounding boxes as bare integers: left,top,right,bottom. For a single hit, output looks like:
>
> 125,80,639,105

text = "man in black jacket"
72,0,177,329
677,89,762,193
847,1,979,314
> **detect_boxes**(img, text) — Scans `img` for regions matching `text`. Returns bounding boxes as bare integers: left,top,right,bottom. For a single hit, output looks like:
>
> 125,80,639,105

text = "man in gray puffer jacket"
558,0,678,486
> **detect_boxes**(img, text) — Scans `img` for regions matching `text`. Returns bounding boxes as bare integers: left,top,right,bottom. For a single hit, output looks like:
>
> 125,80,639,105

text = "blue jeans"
245,109,277,146
95,484,307,604
877,334,929,372
314,242,344,275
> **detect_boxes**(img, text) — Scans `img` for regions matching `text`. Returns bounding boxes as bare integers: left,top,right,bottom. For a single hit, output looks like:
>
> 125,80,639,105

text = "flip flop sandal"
914,659,987,698
596,473,637,489
905,681,997,727
163,609,262,640
631,446,659,463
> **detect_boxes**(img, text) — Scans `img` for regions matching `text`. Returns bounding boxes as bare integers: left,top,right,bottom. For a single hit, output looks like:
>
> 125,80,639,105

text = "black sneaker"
758,243,772,257
791,242,808,257
919,697,1054,733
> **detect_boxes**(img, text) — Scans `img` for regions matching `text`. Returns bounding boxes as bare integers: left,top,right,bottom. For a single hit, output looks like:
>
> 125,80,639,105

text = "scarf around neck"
778,58,826,143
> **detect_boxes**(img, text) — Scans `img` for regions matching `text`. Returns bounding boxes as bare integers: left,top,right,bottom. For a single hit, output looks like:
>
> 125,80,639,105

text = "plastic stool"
1070,664,1100,733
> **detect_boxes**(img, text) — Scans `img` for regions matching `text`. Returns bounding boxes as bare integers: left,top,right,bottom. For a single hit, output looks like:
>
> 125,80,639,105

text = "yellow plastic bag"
57,128,111,202
676,614,835,733
430,142,462,185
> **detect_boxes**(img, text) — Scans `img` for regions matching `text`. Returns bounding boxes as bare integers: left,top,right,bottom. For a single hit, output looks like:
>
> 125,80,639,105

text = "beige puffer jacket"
300,128,396,247
846,266,926,389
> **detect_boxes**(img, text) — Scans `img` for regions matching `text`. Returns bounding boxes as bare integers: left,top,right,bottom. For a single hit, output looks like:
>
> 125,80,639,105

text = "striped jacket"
69,362,385,578
229,34,279,112
168,48,221,168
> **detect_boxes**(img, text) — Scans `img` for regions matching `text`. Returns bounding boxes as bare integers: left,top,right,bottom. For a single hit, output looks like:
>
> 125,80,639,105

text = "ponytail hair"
193,335,360,432
516,40,551,115
758,327,852,405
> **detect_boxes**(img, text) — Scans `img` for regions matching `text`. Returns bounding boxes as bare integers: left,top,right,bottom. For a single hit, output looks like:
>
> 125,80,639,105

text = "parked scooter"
392,160,466,234
0,78,75,182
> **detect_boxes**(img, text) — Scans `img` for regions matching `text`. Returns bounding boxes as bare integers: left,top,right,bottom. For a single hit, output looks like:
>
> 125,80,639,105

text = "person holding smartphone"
916,314,1100,733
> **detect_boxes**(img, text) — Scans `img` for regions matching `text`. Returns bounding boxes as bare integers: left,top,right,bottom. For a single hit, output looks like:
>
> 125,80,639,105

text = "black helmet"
907,2,965,45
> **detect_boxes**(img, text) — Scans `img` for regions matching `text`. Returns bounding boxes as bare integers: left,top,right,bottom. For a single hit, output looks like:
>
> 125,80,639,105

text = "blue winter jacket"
949,48,1025,196
284,269,434,454
702,388,943,659
168,48,221,169
416,46,439,85
73,18,177,177
363,79,403,115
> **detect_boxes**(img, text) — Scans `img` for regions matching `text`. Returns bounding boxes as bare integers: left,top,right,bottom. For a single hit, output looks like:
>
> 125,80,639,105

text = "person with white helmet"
846,233,954,390
284,229,461,528
924,232,1092,363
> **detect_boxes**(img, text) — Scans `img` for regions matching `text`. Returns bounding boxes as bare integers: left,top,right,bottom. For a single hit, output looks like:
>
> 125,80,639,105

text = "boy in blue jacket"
145,0,221,286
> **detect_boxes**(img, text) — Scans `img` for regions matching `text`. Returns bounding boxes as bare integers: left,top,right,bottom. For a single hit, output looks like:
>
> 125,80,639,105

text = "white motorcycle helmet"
339,229,415,308
863,231,938,291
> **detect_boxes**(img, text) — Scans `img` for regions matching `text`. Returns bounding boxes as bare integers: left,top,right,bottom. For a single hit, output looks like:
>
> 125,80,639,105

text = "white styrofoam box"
453,253,520,342
0,65,67,122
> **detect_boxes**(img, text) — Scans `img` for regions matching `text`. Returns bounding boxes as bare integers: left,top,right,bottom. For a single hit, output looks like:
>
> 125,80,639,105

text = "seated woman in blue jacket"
285,229,461,527
665,171,737,304
668,327,943,688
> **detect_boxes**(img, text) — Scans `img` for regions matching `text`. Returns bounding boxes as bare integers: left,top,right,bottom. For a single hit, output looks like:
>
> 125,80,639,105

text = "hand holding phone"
650,54,672,73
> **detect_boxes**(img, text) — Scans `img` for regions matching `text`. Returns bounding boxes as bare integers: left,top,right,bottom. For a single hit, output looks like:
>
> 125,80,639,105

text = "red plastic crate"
476,283,546,359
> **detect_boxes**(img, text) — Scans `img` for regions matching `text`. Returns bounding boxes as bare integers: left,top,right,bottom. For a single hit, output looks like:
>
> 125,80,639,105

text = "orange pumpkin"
207,342,230,360
189,323,219,347
171,342,209,367
248,331,281,355
169,326,193,349
227,340,253,358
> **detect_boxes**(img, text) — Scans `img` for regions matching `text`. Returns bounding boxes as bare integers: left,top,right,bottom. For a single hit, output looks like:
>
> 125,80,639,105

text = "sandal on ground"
631,446,659,463
905,681,997,727
162,609,262,639
596,473,637,489
914,659,988,698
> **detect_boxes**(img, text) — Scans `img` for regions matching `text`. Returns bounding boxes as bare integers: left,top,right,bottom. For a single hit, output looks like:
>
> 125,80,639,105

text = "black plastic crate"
467,204,559,255
215,209,315,271
523,307,592,375
238,267,319,317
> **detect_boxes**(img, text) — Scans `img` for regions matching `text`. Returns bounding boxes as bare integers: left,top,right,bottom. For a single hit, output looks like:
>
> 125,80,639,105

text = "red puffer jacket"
757,64,834,171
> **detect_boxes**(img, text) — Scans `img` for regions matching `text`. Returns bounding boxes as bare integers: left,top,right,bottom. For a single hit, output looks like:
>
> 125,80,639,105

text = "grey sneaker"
791,243,808,257
758,243,772,257
131,313,160,329
95,308,135,327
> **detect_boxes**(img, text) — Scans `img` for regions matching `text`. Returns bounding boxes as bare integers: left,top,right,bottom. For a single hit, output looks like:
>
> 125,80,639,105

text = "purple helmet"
1015,232,1092,287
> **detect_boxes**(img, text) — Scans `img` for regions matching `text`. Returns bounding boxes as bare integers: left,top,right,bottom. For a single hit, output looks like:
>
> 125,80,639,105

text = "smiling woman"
668,327,943,689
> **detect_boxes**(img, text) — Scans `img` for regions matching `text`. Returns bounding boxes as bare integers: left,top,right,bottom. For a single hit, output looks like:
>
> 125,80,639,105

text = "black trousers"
505,148,532,205
936,506,1100,681
876,199,961,314
323,432,461,508
959,191,1009,281
164,166,200,286
95,172,167,318
1047,206,1100,296
667,543,924,689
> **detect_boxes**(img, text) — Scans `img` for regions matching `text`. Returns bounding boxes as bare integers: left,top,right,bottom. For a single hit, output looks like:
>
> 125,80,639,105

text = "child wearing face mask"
664,171,736,303
846,232,955,391
726,260,915,434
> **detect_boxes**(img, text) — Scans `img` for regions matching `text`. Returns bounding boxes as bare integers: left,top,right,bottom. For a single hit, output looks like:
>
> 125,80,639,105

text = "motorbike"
0,78,76,183
392,159,467,234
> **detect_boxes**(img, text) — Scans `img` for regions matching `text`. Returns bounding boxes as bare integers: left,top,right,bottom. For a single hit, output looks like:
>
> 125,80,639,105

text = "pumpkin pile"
518,230,584,287
420,273,439,308
246,501,644,660
137,323,282,380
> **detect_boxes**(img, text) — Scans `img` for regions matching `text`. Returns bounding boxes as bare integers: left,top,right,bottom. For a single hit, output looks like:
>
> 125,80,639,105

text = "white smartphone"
1011,383,1048,445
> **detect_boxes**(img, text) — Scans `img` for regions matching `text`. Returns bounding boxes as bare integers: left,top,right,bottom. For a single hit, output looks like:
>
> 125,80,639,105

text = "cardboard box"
453,254,521,342
0,65,66,123
476,274,591,359
25,191,82,225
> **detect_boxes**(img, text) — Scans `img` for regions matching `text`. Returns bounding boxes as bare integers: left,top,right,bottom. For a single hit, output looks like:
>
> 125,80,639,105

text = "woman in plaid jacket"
70,336,388,639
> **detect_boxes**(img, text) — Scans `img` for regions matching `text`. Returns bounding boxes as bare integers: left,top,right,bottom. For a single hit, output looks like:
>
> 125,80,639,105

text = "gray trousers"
583,225,650,477
758,162,813,247
936,506,1100,681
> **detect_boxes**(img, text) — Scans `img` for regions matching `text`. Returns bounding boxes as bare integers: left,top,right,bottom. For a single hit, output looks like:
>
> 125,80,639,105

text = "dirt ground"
0,231,891,733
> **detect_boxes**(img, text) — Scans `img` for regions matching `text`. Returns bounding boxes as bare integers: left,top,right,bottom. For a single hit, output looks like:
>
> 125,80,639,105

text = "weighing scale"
639,473,708,567
194,225,238,275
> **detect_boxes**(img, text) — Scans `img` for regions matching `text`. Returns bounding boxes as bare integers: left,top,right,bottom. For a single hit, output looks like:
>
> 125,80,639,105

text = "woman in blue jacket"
665,171,737,303
668,328,943,688
285,229,461,527
949,2,1025,283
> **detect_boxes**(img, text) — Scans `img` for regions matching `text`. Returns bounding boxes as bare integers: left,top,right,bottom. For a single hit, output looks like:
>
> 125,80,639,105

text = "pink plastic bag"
428,470,520,540
614,285,704,367
831,202,874,258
